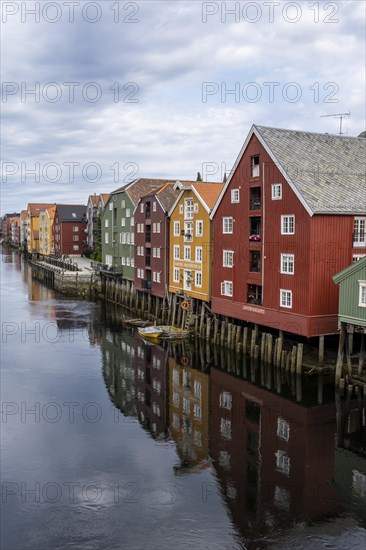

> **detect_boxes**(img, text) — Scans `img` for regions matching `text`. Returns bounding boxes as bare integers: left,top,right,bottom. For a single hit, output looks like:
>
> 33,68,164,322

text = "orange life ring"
181,301,189,310
181,356,189,365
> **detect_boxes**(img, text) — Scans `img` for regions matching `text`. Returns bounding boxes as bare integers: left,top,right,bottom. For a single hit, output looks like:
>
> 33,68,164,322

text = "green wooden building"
333,256,366,327
333,257,366,383
101,179,167,280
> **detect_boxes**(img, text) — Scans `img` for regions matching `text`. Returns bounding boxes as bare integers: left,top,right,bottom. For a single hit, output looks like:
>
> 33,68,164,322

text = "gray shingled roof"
56,205,86,222
255,125,366,215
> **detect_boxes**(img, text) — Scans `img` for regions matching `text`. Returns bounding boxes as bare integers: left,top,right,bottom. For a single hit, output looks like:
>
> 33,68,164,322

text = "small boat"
138,326,165,342
124,318,153,328
158,326,191,340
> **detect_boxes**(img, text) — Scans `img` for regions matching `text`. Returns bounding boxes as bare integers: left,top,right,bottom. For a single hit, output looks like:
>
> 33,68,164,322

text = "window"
183,398,190,414
174,221,180,236
121,257,126,266
359,281,366,307
121,218,126,227
275,450,290,476
130,216,134,227
109,202,113,210
153,201,157,212
153,272,157,282
280,289,292,308
126,257,130,266
223,250,234,267
184,198,193,219
105,233,109,244
195,271,202,287
195,247,202,262
104,219,109,228
173,268,180,283
184,221,193,241
152,248,156,258
219,391,232,410
220,418,231,440
156,248,160,258
152,223,156,233
174,245,180,259
126,208,130,217
353,255,366,262
73,235,79,241
173,392,180,407
277,418,290,441
130,257,134,267
121,199,125,208
223,217,233,234
121,233,126,244
140,203,144,213
193,404,202,420
281,215,295,235
194,381,201,397
173,369,180,385
251,155,259,177
156,222,161,233
354,218,366,247
184,246,191,260
221,281,233,297
73,245,79,251
231,189,240,203
272,184,282,200
156,272,161,283
73,226,78,232
179,204,183,214
281,253,294,274
194,203,199,213
196,220,203,237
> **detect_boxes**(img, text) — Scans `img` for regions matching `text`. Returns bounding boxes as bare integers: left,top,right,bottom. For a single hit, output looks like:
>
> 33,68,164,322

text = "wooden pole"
290,345,297,373
335,322,346,385
358,332,365,375
243,327,248,354
296,343,303,374
318,335,324,367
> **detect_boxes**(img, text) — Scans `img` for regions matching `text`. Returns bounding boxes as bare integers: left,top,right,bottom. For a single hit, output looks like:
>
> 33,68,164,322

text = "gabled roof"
211,124,366,218
169,181,224,217
27,203,55,217
333,256,366,284
55,205,86,222
88,194,100,207
156,183,180,212
99,193,110,206
110,178,177,207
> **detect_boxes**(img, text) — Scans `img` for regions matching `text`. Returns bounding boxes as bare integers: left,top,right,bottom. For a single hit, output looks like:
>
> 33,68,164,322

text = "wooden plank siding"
211,130,365,337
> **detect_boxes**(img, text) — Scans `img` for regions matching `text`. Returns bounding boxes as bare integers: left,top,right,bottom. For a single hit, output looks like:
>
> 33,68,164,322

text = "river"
1,248,365,550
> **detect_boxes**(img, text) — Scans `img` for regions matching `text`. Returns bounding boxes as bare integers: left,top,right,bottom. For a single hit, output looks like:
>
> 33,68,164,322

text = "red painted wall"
53,217,86,255
134,196,170,299
211,133,363,337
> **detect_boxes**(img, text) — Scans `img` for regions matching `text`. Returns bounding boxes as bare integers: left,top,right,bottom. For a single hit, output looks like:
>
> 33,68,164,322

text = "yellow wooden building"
168,355,209,472
168,181,223,301
39,205,56,255
26,203,55,253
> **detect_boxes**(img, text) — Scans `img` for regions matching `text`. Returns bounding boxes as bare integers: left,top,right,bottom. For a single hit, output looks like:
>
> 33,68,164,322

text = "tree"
196,172,202,181
223,172,227,183
91,212,102,262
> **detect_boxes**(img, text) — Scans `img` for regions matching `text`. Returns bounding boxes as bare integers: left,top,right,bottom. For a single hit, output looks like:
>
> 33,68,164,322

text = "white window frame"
153,201,157,212
280,253,294,274
140,203,144,213
126,208,130,217
184,198,193,220
105,233,109,244
275,450,290,476
73,225,79,232
193,202,199,213
173,245,180,260
223,217,233,234
281,215,295,235
156,248,160,259
73,235,79,241
173,221,180,236
184,246,191,261
195,220,203,237
179,204,183,214
104,219,109,228
195,246,202,263
221,281,233,297
223,250,234,268
280,289,292,308
277,417,290,441
354,217,366,247
195,271,202,287
121,199,125,208
231,189,240,203
173,268,180,283
251,156,259,177
73,245,79,251
359,281,366,307
272,184,282,200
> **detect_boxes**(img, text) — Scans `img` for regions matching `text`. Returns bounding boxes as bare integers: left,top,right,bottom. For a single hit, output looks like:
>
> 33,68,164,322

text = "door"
183,269,192,291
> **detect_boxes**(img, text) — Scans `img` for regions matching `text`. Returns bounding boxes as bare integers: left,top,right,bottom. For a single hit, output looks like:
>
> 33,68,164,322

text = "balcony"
249,251,261,272
249,217,261,241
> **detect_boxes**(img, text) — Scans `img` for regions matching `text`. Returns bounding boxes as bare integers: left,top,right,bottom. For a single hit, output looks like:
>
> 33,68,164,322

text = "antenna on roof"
320,112,350,135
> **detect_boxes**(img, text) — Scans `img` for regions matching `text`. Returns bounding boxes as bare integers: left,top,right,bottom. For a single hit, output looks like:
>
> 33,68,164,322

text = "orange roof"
191,183,224,211
28,203,55,216
89,194,100,206
100,193,110,205
46,205,56,218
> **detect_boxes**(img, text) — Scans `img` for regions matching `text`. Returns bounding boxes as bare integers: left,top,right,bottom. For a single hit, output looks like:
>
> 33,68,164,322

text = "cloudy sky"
1,0,365,213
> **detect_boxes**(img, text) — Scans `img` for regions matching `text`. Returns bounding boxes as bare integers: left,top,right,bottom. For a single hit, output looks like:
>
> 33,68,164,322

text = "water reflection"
2,247,366,550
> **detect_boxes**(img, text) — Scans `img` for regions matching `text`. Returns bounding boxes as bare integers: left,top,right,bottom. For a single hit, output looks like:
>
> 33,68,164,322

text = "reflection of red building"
210,368,341,541
134,338,169,440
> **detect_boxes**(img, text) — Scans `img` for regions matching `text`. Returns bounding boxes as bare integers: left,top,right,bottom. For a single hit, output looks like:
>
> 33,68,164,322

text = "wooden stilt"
318,335,325,367
336,322,346,385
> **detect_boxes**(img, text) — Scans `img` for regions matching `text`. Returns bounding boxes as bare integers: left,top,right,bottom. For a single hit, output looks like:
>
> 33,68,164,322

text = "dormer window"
251,156,259,177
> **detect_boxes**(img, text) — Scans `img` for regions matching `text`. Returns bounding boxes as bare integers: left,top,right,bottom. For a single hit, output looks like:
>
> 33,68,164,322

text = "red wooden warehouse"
210,125,366,338
52,204,87,255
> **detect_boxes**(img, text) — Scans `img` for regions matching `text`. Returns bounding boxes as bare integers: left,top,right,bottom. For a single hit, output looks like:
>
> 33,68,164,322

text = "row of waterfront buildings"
2,124,366,340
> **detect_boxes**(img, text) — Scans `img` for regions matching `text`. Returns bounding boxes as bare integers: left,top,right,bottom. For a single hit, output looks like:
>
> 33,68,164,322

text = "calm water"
1,248,365,550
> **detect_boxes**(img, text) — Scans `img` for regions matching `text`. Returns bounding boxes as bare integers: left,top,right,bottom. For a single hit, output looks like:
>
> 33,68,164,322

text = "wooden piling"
296,343,303,374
